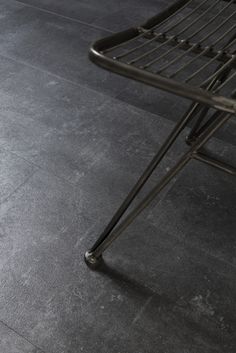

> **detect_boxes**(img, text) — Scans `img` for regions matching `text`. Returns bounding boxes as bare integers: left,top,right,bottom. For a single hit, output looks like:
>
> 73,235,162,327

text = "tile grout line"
14,0,114,34
0,20,234,148
0,50,234,151
0,51,106,94
0,168,38,206
0,145,77,188
0,319,48,353
0,50,130,120
7,0,236,148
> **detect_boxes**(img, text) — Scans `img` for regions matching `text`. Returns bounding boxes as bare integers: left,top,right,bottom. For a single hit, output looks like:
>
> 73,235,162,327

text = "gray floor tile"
92,6,163,32
116,81,236,146
0,1,128,97
0,321,41,353
0,57,180,187
0,170,235,353
0,170,150,353
0,0,233,145
15,0,110,25
0,1,235,352
147,139,236,265
15,0,171,25
0,55,107,130
0,148,36,204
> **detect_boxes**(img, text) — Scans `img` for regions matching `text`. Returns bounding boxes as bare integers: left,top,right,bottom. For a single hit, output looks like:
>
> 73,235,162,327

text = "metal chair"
84,0,236,269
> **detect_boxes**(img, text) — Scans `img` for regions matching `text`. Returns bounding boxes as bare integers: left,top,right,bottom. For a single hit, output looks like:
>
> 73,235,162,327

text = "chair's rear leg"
186,105,210,145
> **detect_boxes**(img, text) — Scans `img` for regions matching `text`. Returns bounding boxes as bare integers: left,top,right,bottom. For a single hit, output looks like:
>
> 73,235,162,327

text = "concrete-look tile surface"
0,0,235,353
15,0,172,25
0,321,42,353
0,169,234,353
0,0,129,97
0,148,36,203
147,141,236,265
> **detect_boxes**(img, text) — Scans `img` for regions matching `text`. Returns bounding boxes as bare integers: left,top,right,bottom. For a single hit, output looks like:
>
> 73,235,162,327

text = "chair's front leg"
84,108,230,269
84,102,203,269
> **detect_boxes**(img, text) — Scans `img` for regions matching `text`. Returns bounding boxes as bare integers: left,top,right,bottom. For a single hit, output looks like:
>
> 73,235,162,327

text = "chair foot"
84,251,103,270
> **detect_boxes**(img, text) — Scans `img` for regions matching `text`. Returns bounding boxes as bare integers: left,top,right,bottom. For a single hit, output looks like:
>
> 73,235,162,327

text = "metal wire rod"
87,102,202,256
214,70,236,92
86,112,231,260
89,0,236,114
168,24,236,78
185,52,223,82
200,55,236,87
142,1,235,70
194,152,236,175
127,0,220,65
87,0,236,265
103,0,194,54
115,0,210,60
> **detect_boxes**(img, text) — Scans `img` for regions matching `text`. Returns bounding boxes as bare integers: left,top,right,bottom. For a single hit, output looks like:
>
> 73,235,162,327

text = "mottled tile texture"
0,0,235,353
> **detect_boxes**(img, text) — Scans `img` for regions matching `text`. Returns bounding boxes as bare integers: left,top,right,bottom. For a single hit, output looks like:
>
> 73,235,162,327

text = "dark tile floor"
0,1,235,352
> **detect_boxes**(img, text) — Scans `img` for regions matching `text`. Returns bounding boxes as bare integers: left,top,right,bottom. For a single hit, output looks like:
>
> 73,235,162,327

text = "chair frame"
84,0,236,268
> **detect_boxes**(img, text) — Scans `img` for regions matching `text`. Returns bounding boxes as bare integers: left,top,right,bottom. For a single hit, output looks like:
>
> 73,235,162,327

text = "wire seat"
90,0,236,114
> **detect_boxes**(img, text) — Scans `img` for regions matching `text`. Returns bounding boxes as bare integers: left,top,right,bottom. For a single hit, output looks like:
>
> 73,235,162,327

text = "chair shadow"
93,259,232,349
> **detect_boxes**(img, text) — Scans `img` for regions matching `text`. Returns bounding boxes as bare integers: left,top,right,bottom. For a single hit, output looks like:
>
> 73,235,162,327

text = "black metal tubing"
89,0,236,114
85,0,236,269
87,102,200,251
90,45,236,114
186,46,235,143
85,110,233,267
193,152,236,175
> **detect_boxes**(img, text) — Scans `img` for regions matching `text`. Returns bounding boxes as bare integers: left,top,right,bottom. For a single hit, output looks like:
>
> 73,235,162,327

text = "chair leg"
84,102,199,268
84,104,231,268
186,56,234,145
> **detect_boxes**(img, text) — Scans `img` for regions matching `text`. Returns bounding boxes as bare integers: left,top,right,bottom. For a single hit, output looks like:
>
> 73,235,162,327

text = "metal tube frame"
84,0,236,269
84,102,235,268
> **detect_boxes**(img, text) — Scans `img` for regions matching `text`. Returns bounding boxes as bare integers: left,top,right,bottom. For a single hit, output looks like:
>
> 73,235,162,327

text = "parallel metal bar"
115,0,210,60
153,12,236,73
190,110,225,140
186,70,230,143
194,151,236,175
169,25,236,78
214,70,236,92
200,55,236,86
186,106,210,144
143,1,235,70
127,0,220,65
103,0,193,54
185,52,223,82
